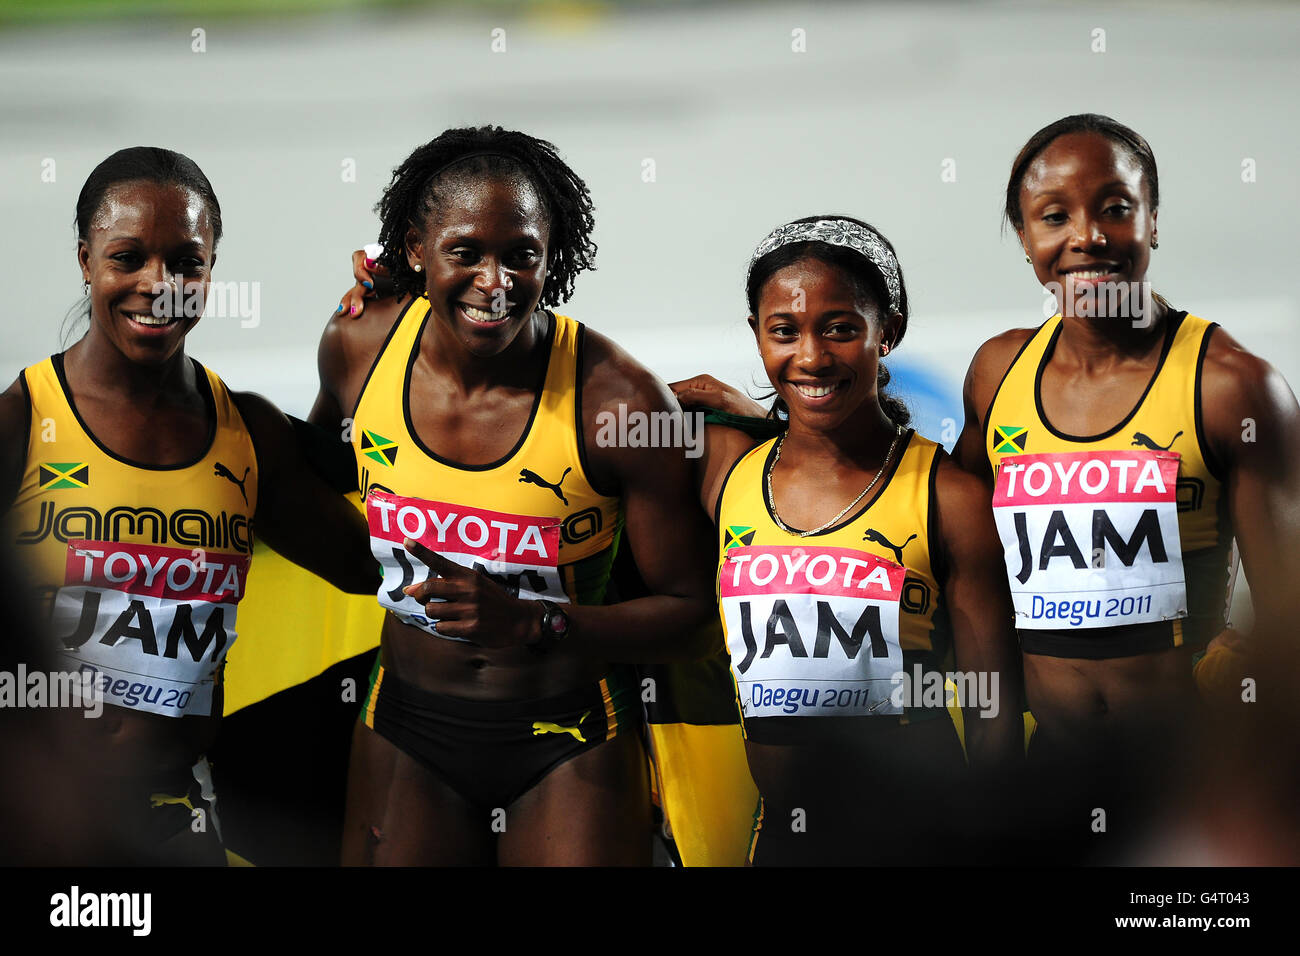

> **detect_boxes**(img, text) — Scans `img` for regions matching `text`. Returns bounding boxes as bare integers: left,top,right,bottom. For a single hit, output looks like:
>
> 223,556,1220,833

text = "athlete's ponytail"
745,215,911,430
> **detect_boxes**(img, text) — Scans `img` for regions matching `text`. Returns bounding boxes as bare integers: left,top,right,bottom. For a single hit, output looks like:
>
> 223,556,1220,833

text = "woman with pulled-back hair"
953,114,1300,856
0,146,375,865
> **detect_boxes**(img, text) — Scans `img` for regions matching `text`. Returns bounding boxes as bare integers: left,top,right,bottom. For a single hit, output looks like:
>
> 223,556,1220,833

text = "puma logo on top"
519,467,571,506
214,462,250,504
1130,430,1182,451
862,528,917,565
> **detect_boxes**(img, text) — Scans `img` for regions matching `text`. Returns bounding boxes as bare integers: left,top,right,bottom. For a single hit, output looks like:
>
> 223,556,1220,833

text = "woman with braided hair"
313,126,717,865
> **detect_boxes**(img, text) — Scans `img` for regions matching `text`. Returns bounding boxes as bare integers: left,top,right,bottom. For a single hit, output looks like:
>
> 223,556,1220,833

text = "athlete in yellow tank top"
982,310,1232,659
313,129,716,866
12,356,260,721
0,148,374,865
682,216,1021,866
956,116,1300,861
717,430,950,731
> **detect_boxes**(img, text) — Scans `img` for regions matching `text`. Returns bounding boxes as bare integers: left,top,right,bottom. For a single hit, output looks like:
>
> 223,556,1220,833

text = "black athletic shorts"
361,660,640,808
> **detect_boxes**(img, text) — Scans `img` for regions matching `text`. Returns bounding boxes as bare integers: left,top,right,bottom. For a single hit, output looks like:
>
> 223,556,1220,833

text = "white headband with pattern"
748,218,902,314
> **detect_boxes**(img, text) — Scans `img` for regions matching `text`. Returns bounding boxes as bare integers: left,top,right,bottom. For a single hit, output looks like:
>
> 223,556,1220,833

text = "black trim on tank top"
761,429,915,537
349,295,419,420
401,309,556,471
714,438,767,538
1032,310,1186,443
927,445,947,586
573,322,618,500
1194,322,1227,482
15,369,33,498
52,352,217,471
224,388,263,523
981,322,1046,454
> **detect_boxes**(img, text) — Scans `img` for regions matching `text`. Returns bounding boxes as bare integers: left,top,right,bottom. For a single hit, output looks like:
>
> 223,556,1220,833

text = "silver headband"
748,219,902,314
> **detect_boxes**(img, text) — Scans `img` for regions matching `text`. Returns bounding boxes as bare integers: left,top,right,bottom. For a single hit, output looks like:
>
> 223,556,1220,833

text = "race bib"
992,450,1187,629
51,540,248,717
366,489,566,643
719,545,905,718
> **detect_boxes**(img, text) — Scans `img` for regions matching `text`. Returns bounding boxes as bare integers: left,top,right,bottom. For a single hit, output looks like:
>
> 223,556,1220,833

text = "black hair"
1004,114,1159,231
75,146,223,248
746,215,911,429
65,146,223,344
374,126,597,306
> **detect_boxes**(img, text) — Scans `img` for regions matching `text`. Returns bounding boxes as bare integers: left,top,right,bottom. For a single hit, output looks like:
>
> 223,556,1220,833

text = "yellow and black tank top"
715,429,952,743
984,311,1233,658
351,298,622,639
9,354,257,717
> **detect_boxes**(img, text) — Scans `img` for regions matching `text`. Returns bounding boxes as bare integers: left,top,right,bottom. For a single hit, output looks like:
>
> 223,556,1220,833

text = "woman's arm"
952,329,1035,484
1201,330,1300,697
932,454,1023,768
666,375,772,514
233,391,376,595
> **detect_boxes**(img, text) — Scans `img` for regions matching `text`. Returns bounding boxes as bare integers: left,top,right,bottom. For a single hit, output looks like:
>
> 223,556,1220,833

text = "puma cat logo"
214,462,250,504
532,711,589,742
519,466,571,506
862,528,917,565
1130,430,1182,451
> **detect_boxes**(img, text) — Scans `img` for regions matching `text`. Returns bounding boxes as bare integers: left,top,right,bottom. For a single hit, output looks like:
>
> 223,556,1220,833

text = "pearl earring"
1151,239,1159,250
1024,253,1032,263
413,264,423,272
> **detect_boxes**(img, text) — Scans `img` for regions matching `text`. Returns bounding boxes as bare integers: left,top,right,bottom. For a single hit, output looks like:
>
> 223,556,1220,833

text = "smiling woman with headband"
676,214,1022,865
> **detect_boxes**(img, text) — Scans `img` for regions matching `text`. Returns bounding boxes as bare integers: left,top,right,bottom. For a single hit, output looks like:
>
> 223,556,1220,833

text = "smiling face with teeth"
77,180,214,367
1017,131,1158,320
749,258,900,437
405,176,549,359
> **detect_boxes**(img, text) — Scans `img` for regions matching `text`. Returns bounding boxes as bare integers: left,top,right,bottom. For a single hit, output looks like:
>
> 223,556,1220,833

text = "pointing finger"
403,538,465,578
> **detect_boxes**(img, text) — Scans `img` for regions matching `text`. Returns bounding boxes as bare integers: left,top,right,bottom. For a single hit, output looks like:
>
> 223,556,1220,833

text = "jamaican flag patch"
993,425,1028,456
724,525,756,550
39,463,89,490
360,430,398,468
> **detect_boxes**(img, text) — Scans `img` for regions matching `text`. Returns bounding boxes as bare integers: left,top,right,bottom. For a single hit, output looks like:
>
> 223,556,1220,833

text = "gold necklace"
766,425,903,537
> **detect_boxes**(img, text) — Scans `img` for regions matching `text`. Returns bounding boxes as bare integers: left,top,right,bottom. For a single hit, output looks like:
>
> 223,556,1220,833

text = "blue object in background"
882,358,963,452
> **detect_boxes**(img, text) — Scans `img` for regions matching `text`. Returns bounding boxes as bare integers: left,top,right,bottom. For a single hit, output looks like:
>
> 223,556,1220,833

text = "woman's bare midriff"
378,614,608,700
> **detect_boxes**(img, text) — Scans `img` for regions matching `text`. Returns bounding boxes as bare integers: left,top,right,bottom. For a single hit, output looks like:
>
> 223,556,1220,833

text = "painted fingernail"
365,258,376,269
336,304,343,313
350,305,358,315
362,280,373,290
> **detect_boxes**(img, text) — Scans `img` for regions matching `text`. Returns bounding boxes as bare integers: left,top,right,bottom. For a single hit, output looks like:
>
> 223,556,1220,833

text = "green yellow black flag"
993,425,1028,456
359,430,398,468
723,525,756,550
39,463,89,490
